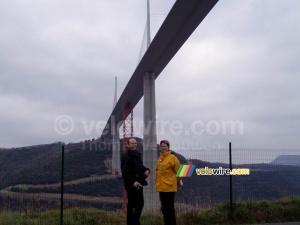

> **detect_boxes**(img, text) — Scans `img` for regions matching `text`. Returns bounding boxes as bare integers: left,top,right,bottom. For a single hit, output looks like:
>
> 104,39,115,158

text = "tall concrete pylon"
143,0,159,212
113,76,117,110
112,76,121,175
143,72,159,212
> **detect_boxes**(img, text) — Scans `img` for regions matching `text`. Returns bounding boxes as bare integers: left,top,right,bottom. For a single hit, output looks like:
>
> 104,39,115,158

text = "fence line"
0,142,299,221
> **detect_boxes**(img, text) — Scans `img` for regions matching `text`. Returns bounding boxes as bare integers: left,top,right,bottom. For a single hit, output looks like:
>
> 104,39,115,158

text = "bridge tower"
111,77,121,175
143,0,160,212
111,77,134,212
112,76,121,175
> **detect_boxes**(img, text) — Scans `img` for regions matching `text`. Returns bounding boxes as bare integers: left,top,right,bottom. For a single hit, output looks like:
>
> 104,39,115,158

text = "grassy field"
0,196,299,225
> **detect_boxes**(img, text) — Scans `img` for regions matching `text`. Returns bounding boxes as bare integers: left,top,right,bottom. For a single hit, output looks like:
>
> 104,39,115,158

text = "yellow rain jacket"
156,150,182,192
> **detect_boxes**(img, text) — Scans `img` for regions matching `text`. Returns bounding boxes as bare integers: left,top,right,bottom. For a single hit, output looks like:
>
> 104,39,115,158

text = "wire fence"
0,141,299,219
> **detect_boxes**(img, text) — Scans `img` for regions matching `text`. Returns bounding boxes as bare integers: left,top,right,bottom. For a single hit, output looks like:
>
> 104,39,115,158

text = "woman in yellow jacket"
156,140,182,225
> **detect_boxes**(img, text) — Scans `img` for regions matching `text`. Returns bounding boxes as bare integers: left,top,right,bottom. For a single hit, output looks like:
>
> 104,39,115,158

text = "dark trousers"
127,188,144,225
159,192,176,225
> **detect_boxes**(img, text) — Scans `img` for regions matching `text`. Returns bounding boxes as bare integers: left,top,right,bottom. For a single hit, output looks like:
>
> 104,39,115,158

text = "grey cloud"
0,0,299,155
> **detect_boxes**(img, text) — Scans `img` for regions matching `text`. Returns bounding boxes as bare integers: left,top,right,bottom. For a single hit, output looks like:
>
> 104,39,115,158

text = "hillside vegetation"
0,196,299,225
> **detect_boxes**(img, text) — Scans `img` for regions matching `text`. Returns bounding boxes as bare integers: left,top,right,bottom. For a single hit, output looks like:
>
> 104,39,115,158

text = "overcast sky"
1,0,300,162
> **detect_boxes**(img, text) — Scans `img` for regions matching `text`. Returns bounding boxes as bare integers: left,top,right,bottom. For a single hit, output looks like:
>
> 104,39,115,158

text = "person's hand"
178,180,183,189
133,181,141,188
144,170,150,177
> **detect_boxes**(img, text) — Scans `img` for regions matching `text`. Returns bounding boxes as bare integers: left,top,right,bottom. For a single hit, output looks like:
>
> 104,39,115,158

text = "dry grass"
0,196,299,225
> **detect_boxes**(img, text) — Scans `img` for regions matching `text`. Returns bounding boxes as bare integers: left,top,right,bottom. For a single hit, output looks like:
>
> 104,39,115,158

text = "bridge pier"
143,72,159,212
112,120,121,175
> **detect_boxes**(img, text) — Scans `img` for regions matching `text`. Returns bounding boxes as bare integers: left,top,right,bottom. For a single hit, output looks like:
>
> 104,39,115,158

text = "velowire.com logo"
176,165,250,177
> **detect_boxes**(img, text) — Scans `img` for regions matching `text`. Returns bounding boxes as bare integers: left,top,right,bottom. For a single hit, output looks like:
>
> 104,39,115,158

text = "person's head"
127,138,137,151
160,140,170,152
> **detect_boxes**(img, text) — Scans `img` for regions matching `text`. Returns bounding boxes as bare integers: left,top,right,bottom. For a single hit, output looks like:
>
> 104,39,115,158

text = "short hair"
160,140,170,148
127,138,136,145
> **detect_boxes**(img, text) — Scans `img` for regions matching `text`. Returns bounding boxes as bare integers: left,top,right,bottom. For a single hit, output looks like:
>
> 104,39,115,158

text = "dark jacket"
121,149,150,191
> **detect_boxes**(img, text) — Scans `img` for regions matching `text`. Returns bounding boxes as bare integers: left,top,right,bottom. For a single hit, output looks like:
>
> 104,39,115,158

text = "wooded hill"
0,139,299,211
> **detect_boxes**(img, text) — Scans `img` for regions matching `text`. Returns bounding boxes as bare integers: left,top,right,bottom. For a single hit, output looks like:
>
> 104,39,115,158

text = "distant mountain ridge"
271,155,300,166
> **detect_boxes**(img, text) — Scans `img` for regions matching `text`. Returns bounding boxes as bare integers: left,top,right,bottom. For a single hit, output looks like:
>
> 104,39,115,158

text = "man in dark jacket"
121,138,150,225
